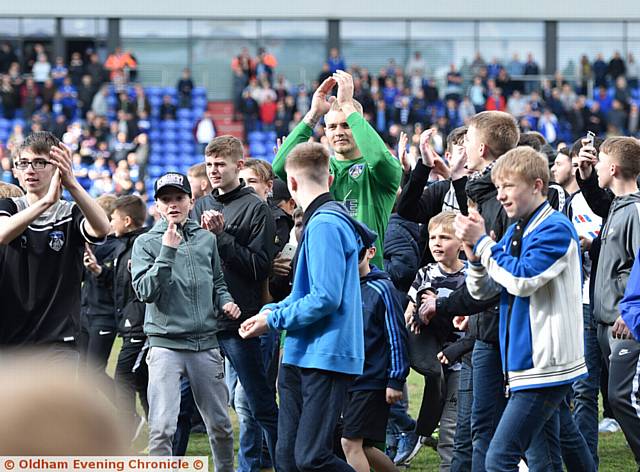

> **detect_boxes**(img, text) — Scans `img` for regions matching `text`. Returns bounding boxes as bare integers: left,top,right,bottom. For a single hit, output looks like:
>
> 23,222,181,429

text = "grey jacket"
131,218,234,351
593,192,640,325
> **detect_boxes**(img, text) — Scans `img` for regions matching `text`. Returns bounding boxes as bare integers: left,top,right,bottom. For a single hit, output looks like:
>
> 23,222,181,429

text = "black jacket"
81,235,124,330
193,182,276,330
105,227,148,338
268,203,294,303
383,213,421,293
396,160,468,265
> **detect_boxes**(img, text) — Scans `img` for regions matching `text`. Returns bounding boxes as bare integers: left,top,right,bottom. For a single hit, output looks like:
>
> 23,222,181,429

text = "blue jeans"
387,385,416,435
451,362,473,472
218,331,279,470
558,395,597,472
230,330,279,471
277,364,354,471
571,304,601,467
486,385,570,472
471,340,506,472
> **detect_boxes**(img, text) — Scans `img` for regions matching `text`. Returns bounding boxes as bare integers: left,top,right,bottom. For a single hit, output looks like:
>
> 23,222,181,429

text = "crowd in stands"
0,42,211,205
232,48,640,160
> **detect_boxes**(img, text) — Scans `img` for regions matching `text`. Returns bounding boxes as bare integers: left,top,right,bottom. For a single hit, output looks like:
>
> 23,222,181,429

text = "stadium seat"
177,108,192,120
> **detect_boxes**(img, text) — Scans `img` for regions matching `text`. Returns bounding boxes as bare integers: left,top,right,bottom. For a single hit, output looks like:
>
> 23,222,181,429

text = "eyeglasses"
14,159,51,170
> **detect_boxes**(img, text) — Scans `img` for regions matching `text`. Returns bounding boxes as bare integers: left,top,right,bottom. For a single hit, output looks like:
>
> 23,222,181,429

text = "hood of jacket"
465,164,497,206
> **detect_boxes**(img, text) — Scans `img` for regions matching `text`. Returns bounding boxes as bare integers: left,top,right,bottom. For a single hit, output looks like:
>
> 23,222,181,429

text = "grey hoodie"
593,192,640,325
131,218,234,351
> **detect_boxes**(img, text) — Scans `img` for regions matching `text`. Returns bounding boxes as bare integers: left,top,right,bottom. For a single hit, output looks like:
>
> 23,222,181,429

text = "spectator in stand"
87,52,107,87
91,84,109,117
256,47,277,83
523,52,540,92
317,62,332,85
593,53,608,88
629,102,640,137
177,67,194,109
0,75,18,119
239,89,259,140
194,111,217,155
68,52,85,87
485,87,506,112
260,95,278,132
232,67,248,122
104,47,137,83
406,51,427,78
59,77,78,120
538,108,559,145
486,57,503,80
133,84,151,116
445,64,464,102
77,75,97,119
32,53,51,86
51,56,68,88
0,42,18,74
133,133,149,179
328,47,346,74
608,51,626,82
577,55,592,95
607,99,628,135
19,77,39,119
231,47,254,79
159,94,177,121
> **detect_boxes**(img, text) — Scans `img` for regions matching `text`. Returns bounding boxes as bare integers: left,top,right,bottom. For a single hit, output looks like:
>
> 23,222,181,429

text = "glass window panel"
22,18,55,36
479,22,544,39
62,18,96,37
341,21,407,40
558,22,624,39
409,39,476,77
191,20,258,38
121,19,188,38
96,19,108,37
342,39,409,74
121,39,188,86
261,20,326,39
261,38,326,86
628,23,640,39
557,40,625,75
192,39,259,99
410,21,474,39
477,40,545,68
0,19,20,37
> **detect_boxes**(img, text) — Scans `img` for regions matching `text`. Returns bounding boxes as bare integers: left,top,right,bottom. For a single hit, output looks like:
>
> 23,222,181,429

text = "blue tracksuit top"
265,200,372,375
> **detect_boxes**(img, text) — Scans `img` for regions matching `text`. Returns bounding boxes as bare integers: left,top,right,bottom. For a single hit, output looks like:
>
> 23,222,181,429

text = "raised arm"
50,144,110,239
272,77,337,180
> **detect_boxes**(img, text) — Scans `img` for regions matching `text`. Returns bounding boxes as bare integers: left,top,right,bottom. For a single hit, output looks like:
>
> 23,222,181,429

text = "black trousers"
114,336,149,435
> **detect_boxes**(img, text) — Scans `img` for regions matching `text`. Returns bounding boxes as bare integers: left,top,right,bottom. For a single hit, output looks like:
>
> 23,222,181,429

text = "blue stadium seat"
163,87,178,97
249,142,267,156
177,108,192,120
161,120,177,131
178,120,193,131
148,165,164,178
165,142,179,154
148,130,161,142
192,87,207,97
0,118,9,131
149,154,164,165
248,131,266,143
163,130,177,141
265,131,277,143
178,129,193,141
149,96,162,107
146,86,162,97
179,142,195,154
12,118,25,128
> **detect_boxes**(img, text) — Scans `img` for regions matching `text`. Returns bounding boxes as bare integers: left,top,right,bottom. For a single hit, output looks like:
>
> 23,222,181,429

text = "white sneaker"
518,459,529,471
598,417,622,433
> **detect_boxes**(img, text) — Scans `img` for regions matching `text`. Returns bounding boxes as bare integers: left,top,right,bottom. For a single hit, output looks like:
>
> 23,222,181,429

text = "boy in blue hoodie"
240,142,371,472
341,242,409,472
131,172,238,470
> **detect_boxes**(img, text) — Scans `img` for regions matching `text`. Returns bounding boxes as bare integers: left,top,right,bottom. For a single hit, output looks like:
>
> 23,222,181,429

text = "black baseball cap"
154,172,192,199
271,178,291,202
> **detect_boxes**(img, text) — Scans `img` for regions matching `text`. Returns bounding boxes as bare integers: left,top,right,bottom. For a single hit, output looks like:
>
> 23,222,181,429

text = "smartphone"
586,131,595,147
280,243,297,260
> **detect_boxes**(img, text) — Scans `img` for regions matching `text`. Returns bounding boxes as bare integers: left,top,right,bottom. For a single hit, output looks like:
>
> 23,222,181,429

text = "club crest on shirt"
348,164,364,179
48,230,65,252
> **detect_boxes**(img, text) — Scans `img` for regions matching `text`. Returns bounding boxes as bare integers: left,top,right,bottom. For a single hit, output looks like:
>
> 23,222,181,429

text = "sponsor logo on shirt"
348,164,365,179
48,230,65,252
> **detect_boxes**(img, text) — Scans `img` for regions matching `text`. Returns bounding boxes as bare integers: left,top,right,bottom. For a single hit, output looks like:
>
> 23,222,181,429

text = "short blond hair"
244,158,274,183
96,194,117,221
205,135,244,162
601,137,640,180
469,111,519,160
0,182,24,198
492,147,550,195
285,142,330,184
428,211,458,235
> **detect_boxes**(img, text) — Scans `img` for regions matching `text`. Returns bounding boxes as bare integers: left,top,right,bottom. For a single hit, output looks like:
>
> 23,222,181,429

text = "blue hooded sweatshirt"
265,196,377,376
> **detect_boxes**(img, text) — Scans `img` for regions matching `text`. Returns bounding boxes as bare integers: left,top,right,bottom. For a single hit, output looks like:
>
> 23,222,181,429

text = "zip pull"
504,374,511,398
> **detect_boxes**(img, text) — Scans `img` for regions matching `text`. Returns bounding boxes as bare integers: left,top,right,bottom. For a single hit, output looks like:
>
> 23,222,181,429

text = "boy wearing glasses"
0,131,110,353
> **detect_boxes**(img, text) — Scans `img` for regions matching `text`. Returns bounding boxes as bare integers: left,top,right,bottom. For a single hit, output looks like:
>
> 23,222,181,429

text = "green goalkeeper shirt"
272,112,402,268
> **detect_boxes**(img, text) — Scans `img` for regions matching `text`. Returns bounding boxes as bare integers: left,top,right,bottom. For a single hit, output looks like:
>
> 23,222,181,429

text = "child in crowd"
341,241,409,472
404,212,467,468
454,146,592,471
131,172,237,469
